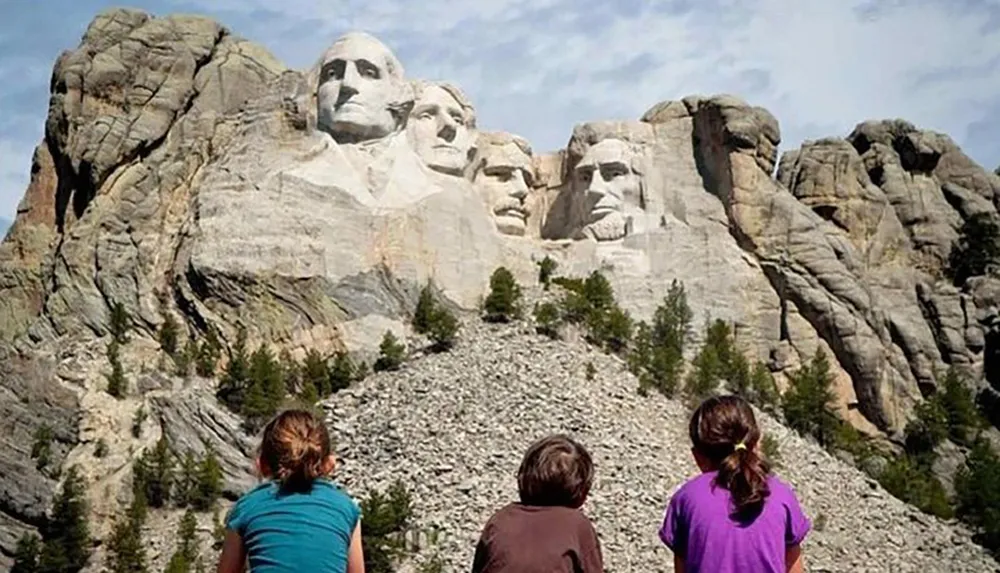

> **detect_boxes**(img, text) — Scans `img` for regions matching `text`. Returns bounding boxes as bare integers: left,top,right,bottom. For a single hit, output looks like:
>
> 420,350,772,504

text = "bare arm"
673,553,686,573
216,530,247,573
346,522,365,573
785,544,803,573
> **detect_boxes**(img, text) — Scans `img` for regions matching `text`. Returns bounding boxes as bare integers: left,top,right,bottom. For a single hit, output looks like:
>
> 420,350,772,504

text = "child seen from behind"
217,409,365,573
660,395,810,573
472,434,603,573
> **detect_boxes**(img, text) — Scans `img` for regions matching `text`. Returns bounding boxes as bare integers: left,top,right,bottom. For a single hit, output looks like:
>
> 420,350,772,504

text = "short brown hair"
259,409,332,492
517,434,594,508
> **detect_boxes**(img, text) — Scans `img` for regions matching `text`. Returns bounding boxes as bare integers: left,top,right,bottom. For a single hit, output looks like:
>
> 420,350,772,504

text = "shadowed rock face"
1,7,1000,560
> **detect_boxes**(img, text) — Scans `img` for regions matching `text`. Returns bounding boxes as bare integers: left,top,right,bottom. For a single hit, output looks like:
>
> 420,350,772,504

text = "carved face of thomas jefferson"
316,32,408,143
407,82,476,176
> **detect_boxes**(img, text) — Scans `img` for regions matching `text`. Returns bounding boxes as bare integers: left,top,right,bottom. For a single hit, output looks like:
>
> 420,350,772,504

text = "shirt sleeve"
659,493,687,556
577,517,604,573
782,488,811,546
224,496,249,533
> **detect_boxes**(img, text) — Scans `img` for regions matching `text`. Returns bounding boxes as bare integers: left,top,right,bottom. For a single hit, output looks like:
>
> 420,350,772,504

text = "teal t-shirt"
225,479,361,572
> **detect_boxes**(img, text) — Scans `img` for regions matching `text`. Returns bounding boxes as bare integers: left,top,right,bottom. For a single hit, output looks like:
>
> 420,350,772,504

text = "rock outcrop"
1,6,999,569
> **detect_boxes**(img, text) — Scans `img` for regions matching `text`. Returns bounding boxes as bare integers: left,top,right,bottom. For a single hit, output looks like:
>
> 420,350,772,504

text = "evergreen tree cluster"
215,327,366,430
628,280,694,398
12,467,91,573
412,283,460,352
132,436,224,513
682,318,779,412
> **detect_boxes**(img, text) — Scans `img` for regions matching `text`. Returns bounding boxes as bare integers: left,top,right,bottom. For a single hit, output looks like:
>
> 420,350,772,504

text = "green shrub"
533,302,561,339
133,436,174,509
31,425,53,472
11,533,41,573
105,493,149,573
159,315,180,357
109,301,130,345
537,256,558,290
164,509,199,573
878,455,953,519
955,438,1000,553
483,267,523,322
329,351,357,392
937,368,986,446
192,447,223,512
948,212,1000,285
374,331,406,372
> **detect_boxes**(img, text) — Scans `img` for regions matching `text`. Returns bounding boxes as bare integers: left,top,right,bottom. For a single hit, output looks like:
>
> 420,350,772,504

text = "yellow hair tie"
734,442,747,452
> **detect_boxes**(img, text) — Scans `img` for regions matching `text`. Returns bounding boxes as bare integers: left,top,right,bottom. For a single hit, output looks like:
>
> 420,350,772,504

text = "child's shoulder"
765,474,805,504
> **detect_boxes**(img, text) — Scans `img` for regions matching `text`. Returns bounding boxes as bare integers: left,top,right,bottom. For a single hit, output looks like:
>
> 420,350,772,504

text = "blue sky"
0,0,998,220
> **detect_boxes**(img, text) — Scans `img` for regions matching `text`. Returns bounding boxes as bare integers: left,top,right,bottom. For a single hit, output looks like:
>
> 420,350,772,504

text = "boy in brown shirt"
471,434,604,573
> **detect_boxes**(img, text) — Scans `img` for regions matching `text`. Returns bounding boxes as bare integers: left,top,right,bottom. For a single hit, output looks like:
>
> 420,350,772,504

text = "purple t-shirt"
659,471,810,573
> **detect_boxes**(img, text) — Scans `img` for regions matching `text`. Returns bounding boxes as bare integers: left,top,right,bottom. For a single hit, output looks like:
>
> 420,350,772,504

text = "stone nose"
340,63,361,95
437,119,456,142
586,169,609,198
508,170,528,200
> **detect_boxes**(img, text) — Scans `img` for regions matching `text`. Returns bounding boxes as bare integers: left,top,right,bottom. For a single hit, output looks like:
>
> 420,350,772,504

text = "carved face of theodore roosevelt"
473,136,534,236
316,32,408,143
407,82,476,176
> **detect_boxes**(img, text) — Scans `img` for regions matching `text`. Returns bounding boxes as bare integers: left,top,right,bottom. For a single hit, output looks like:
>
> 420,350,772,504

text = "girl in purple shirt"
659,395,811,573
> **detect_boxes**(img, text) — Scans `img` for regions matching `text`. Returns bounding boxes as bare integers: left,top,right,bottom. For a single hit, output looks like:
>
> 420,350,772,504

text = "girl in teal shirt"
217,409,366,573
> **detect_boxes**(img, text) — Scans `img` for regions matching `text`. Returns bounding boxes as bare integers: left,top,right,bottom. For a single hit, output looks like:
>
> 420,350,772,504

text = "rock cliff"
0,7,999,570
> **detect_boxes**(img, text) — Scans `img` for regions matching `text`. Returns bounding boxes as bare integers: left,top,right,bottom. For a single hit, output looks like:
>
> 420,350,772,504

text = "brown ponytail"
259,409,332,492
689,395,771,519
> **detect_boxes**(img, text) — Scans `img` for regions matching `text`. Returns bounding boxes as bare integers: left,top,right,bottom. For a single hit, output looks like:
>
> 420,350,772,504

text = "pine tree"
329,351,356,393
164,509,199,573
176,339,197,378
31,425,53,473
192,448,223,512
302,349,330,397
195,329,222,378
537,256,558,290
105,495,148,573
374,331,406,372
412,282,437,335
938,368,985,445
216,327,250,412
279,349,302,396
629,280,693,398
428,306,459,352
782,349,841,448
749,361,780,414
109,301,130,345
137,436,174,508
174,449,198,508
159,315,180,357
483,267,522,322
11,533,40,573
107,341,127,399
248,345,285,422
40,466,91,572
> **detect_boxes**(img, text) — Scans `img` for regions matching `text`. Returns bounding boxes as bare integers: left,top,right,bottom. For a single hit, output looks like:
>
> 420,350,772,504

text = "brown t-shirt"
471,503,604,573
